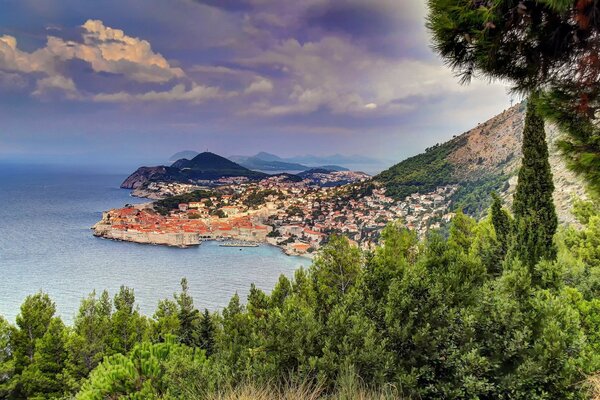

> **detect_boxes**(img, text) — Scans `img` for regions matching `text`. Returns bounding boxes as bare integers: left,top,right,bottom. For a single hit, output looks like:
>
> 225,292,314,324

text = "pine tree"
198,309,215,356
20,318,68,398
175,278,199,347
448,211,476,253
11,292,56,398
110,286,146,354
65,290,112,389
512,99,558,267
152,299,180,342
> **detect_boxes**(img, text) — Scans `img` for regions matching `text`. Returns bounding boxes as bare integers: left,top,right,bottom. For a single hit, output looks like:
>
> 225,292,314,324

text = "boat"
219,241,259,248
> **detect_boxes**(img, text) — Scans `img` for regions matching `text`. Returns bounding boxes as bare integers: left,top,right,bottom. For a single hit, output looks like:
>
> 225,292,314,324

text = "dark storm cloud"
192,0,255,12
305,1,399,37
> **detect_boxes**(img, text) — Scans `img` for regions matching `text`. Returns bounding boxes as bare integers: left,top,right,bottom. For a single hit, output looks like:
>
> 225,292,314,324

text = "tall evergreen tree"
110,286,145,354
11,292,56,398
512,99,558,267
198,309,215,357
490,192,512,264
152,299,180,342
20,318,68,399
175,278,199,347
65,290,112,388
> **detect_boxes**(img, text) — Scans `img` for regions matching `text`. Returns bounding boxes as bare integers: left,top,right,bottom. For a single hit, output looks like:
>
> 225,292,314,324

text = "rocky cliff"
376,102,588,223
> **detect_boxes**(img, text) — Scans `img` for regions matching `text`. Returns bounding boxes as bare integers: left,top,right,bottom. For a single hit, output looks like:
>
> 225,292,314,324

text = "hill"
121,152,267,189
375,103,587,222
229,152,348,172
168,150,199,162
231,155,310,172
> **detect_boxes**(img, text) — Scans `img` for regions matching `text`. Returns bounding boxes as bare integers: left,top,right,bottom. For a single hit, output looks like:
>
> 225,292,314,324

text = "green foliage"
11,291,56,398
556,201,600,298
19,318,68,399
110,286,147,355
490,192,513,262
153,189,215,215
3,200,600,398
198,309,215,356
175,278,200,347
512,99,558,268
310,236,363,318
65,290,112,390
538,90,600,195
77,337,203,399
376,137,465,199
0,316,15,398
243,189,278,208
151,299,179,343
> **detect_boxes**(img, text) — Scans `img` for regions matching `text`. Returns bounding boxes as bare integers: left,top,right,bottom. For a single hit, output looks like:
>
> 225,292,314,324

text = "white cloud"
0,20,184,85
48,20,185,83
33,76,79,99
92,83,234,103
239,36,510,117
244,78,273,94
0,35,56,74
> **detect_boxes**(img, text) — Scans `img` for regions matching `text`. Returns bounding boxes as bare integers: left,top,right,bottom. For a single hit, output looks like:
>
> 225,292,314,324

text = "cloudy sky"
0,0,513,171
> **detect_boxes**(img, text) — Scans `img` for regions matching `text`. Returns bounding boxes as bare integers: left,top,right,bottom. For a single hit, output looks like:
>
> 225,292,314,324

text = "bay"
0,164,310,323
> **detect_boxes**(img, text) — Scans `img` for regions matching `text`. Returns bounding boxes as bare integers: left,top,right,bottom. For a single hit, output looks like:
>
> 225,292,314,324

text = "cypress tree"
512,98,558,267
198,309,215,356
490,192,512,262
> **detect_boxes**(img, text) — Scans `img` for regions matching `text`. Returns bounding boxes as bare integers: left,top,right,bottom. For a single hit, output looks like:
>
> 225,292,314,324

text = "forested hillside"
375,103,587,221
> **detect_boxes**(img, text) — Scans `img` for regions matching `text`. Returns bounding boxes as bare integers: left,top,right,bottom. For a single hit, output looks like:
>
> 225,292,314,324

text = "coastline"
92,227,315,260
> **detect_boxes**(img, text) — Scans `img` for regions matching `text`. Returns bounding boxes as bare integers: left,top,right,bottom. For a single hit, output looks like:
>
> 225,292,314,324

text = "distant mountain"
254,152,283,162
232,156,310,172
229,152,351,172
374,102,587,222
287,154,380,166
319,165,349,172
121,152,267,189
168,150,199,162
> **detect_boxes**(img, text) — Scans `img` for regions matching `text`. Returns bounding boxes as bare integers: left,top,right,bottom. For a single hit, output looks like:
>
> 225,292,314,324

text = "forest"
1,192,600,398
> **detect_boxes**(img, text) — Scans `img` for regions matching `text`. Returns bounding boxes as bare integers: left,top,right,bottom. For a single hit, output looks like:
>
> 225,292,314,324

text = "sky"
0,0,514,171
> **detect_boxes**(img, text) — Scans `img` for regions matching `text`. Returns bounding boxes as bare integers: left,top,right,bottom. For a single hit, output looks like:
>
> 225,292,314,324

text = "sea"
0,164,311,324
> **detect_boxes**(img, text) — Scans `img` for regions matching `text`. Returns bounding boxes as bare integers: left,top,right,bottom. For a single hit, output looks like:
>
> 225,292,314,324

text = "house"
289,242,311,254
221,206,240,216
188,202,203,209
303,228,325,243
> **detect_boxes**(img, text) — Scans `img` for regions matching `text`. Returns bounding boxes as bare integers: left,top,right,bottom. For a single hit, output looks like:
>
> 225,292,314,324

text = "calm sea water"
0,164,310,324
